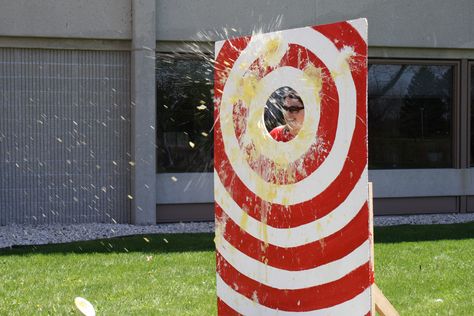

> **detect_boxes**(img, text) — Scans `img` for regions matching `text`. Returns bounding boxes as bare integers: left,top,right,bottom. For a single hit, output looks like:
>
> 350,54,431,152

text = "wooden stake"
373,283,400,316
369,182,400,316
368,182,376,315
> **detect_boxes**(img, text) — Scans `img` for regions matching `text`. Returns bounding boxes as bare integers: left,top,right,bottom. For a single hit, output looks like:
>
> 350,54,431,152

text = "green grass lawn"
374,222,474,315
0,222,473,315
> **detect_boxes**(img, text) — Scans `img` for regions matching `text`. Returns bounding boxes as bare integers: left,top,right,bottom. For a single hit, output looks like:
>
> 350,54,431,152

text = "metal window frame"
368,58,461,169
468,60,474,167
466,60,474,213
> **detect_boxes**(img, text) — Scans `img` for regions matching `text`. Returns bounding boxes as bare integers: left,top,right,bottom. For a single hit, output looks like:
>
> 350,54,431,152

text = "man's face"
282,96,305,133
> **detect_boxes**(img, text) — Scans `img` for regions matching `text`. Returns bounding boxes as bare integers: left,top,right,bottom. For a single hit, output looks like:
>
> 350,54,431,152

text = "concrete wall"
0,0,131,39
156,169,474,202
156,0,474,49
1,0,472,49
130,0,157,224
0,0,158,225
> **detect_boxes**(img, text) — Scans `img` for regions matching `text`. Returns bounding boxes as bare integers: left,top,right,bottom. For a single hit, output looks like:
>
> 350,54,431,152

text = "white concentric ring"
217,238,370,289
219,26,357,205
242,66,320,165
348,18,368,45
217,275,371,315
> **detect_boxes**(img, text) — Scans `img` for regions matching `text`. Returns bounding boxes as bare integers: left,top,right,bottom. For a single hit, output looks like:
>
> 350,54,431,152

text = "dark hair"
283,91,303,105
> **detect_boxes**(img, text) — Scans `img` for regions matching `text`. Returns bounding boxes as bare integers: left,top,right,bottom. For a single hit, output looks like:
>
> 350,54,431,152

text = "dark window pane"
368,63,453,169
471,65,474,167
156,54,214,173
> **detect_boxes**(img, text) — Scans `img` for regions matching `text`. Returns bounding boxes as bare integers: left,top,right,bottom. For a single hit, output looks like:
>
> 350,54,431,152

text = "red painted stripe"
215,36,252,94
214,25,367,228
313,22,368,60
216,202,369,271
217,254,371,312
217,298,242,316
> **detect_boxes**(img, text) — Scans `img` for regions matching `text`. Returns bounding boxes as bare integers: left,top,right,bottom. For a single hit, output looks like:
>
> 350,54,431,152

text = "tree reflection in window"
156,54,213,173
368,63,453,169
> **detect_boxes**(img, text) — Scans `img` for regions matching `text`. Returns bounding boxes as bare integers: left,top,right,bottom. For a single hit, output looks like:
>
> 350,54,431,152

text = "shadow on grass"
0,233,215,256
1,222,473,256
374,221,474,243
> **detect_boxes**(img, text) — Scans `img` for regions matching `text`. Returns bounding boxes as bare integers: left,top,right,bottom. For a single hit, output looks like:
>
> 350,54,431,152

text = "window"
368,62,454,169
155,54,214,173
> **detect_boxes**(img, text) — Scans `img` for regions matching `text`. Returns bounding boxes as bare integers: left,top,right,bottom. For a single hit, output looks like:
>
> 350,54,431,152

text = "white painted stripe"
217,274,371,315
218,238,370,289
347,18,368,44
215,40,225,57
214,167,368,248
219,26,358,205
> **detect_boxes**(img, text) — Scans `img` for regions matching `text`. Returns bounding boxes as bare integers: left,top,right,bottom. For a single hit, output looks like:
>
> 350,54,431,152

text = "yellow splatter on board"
238,72,260,105
261,34,287,68
239,210,249,231
331,45,356,79
303,63,324,103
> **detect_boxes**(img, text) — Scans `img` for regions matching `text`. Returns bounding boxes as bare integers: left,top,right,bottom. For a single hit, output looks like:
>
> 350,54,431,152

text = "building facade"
0,0,473,224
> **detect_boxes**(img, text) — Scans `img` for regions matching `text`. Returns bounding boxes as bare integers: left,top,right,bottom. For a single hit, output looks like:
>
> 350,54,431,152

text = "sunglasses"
282,105,305,113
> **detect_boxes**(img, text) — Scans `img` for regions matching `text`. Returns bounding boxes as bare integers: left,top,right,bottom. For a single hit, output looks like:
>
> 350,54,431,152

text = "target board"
214,18,371,315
